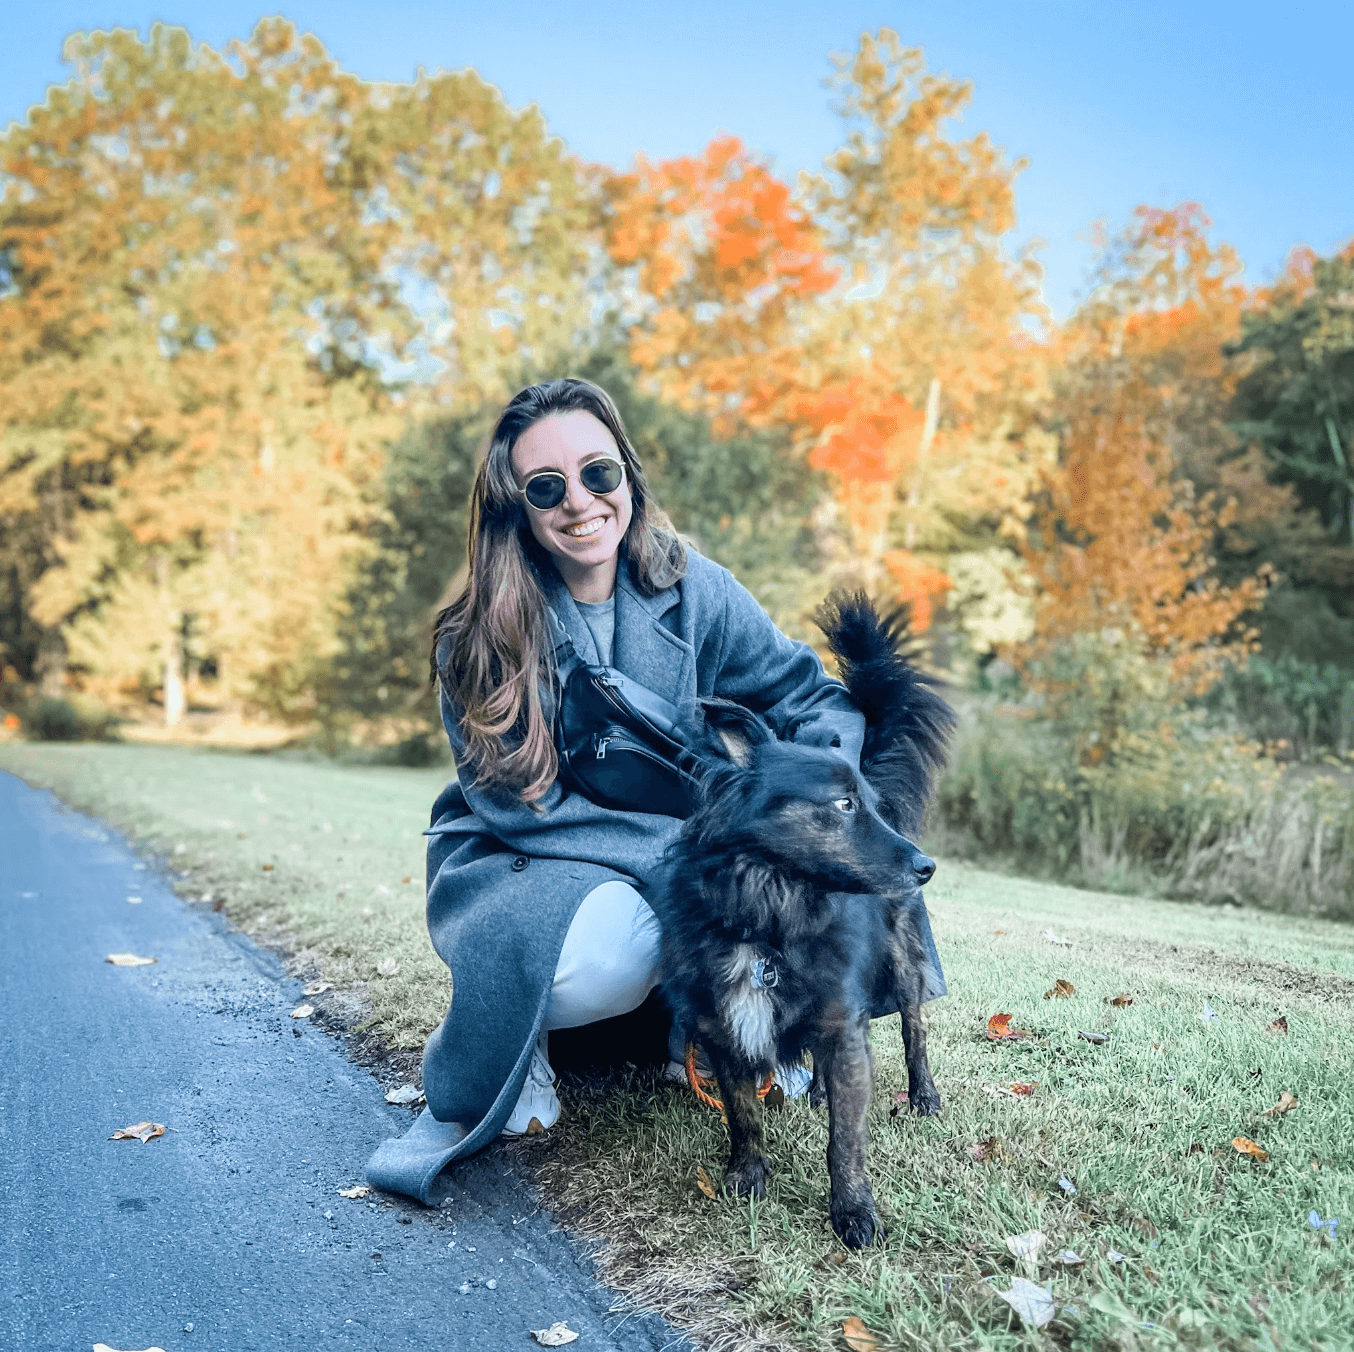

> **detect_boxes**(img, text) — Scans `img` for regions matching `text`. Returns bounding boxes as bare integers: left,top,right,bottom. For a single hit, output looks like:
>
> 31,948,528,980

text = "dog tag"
753,958,778,989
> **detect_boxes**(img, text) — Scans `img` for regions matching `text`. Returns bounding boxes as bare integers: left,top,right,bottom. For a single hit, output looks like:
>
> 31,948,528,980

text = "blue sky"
5,1,1351,318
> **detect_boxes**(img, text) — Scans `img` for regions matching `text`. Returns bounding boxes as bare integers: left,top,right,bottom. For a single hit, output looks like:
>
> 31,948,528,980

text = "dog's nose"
911,853,936,886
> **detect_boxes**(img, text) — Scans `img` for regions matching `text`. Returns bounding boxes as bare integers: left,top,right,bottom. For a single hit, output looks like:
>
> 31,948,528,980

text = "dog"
649,592,954,1248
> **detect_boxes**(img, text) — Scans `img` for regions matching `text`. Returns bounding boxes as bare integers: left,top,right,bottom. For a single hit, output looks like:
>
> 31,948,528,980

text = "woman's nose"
561,473,593,512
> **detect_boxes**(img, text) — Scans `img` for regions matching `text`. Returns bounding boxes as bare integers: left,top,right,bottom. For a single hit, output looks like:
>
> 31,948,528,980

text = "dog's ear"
697,698,772,767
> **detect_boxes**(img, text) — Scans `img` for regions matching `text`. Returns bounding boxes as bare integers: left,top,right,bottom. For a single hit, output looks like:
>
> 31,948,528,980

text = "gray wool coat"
367,549,887,1202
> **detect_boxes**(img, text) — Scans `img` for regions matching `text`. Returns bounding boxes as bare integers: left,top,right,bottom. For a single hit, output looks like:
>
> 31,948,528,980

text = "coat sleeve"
707,564,866,765
438,688,683,885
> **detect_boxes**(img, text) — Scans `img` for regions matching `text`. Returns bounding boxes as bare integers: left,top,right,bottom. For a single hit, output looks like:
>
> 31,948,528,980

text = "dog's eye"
833,797,855,813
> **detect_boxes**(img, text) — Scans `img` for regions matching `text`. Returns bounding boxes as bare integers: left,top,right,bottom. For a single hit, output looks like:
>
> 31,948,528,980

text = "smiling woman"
366,375,944,1204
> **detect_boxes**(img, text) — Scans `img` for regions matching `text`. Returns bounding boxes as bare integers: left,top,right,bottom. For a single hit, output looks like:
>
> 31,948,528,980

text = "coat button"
510,855,529,872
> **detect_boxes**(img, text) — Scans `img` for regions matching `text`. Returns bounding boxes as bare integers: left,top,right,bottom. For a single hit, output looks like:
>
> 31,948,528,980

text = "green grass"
5,741,1353,1350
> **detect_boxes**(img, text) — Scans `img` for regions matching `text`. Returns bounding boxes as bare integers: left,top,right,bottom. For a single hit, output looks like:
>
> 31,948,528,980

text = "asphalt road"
0,770,688,1352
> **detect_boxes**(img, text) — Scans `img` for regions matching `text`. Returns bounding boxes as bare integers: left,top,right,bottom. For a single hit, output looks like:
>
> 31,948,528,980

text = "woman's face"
511,409,634,602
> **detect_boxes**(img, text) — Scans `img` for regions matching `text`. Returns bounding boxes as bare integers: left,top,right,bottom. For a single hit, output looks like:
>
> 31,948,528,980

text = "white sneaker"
500,1032,561,1137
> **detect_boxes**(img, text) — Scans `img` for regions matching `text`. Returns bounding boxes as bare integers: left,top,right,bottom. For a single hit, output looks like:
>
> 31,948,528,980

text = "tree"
1024,206,1268,693
0,20,595,720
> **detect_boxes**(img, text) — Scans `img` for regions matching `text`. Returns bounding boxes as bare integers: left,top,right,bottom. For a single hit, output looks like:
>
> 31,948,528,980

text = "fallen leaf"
695,1166,717,1200
1005,1229,1047,1260
1058,1175,1077,1196
1043,979,1076,999
289,1003,314,1019
1106,1248,1128,1264
1108,993,1134,1007
1131,1216,1159,1240
108,1121,165,1143
262,864,274,872
993,1276,1056,1328
985,1013,1032,1041
1042,929,1071,946
1264,1091,1299,1118
401,875,413,884
1009,1081,1037,1096
376,958,400,977
1077,1030,1109,1045
338,1185,371,1199
841,1315,879,1350
971,1136,1002,1162
1308,1210,1339,1237
1266,1016,1289,1035
126,896,142,905
93,1345,168,1352
385,1084,424,1106
1233,1136,1269,1162
530,1323,580,1347
105,953,156,967
1201,1001,1218,1022
992,929,1007,935
1053,1248,1084,1266
302,981,331,996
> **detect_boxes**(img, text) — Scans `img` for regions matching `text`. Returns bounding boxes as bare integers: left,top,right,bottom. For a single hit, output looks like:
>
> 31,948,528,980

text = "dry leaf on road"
94,1344,168,1352
105,954,156,967
376,958,400,977
993,1276,1056,1328
338,1185,371,1199
842,1315,879,1350
1108,993,1134,1007
289,1004,314,1019
1043,979,1076,999
694,1166,717,1200
108,1121,165,1143
302,981,331,996
1264,1092,1299,1117
1233,1136,1270,1162
384,1084,424,1106
530,1322,579,1346
1266,1016,1289,1035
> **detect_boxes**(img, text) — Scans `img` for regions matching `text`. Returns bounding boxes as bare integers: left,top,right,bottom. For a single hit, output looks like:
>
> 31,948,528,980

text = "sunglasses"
519,456,626,511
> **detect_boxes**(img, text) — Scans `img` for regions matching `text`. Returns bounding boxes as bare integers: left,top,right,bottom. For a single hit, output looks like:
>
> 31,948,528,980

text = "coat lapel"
613,567,693,707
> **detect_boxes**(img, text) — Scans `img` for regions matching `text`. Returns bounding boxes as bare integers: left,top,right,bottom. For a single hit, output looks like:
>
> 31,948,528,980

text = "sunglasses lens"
523,473,567,509
580,459,624,495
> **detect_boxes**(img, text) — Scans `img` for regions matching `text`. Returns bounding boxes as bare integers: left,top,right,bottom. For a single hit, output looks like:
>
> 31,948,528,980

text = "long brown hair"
432,378,687,803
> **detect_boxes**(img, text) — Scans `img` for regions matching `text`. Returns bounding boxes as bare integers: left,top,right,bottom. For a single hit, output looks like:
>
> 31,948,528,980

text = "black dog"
650,593,953,1248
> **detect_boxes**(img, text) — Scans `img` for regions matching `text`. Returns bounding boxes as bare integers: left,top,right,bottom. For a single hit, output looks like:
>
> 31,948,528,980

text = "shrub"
1202,654,1354,759
21,696,121,742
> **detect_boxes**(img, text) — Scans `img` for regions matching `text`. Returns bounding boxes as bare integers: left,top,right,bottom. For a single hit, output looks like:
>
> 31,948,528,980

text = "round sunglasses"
519,456,626,511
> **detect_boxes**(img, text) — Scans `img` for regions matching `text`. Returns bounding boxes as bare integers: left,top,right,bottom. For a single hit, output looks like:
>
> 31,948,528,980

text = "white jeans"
543,880,663,1032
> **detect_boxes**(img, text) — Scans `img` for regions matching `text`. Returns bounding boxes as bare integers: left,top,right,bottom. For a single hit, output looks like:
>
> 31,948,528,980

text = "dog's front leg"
708,1047,770,1200
823,1017,883,1248
900,996,941,1117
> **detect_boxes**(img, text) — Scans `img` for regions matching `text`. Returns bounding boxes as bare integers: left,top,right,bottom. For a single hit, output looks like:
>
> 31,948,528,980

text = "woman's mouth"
563,517,606,539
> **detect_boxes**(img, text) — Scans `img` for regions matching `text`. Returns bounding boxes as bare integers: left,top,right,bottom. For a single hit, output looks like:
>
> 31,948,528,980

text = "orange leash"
685,1043,776,1114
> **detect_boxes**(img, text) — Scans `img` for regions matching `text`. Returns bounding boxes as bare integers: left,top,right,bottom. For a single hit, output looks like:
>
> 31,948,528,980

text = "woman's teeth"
563,518,605,538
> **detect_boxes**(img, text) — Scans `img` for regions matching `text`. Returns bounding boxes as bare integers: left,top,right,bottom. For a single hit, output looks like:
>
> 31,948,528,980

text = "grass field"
4,741,1352,1350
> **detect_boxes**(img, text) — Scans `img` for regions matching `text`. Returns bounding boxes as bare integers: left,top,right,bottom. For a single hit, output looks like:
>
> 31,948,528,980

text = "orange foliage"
1026,205,1266,679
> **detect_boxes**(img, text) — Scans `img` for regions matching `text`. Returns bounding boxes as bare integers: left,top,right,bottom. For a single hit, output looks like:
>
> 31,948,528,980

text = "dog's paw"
909,1086,942,1117
724,1155,770,1199
831,1199,884,1249
809,1081,828,1110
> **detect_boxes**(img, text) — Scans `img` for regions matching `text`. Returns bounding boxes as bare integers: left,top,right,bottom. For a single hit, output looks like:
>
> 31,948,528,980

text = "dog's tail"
814,590,955,835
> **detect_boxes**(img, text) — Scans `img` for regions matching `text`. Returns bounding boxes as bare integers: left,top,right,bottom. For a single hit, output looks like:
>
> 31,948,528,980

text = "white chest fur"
720,943,776,1064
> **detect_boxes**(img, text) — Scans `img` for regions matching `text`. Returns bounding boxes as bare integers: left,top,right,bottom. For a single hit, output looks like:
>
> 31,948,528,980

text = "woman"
367,377,943,1204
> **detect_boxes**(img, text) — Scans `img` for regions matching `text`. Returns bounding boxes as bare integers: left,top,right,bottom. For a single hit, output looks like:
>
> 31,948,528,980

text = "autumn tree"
0,20,594,721
605,30,1043,634
1020,205,1271,765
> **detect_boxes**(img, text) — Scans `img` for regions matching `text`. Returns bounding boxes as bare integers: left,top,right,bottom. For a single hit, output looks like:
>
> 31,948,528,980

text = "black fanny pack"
553,633,705,819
